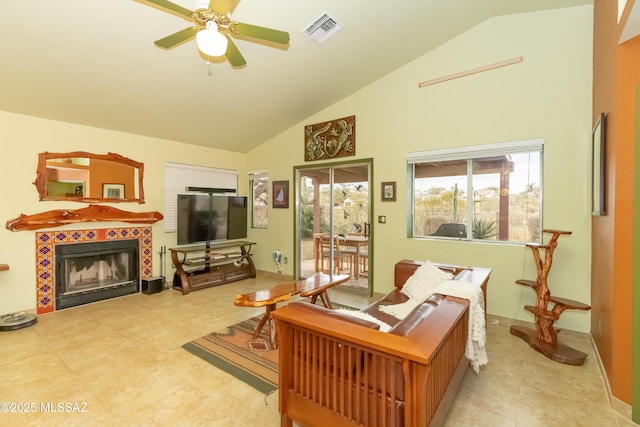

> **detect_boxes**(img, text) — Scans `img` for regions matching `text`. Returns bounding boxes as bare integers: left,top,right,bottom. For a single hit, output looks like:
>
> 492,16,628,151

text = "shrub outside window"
407,139,543,244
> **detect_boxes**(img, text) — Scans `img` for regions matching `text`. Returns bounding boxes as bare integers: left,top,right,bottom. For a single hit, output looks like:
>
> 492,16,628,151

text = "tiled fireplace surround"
35,226,153,314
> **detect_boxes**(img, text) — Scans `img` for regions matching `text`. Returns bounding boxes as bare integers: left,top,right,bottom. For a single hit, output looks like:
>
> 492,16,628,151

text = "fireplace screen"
65,252,132,294
55,239,139,309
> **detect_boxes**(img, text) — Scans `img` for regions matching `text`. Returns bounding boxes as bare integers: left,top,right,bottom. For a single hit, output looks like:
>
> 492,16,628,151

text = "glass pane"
299,169,331,277
251,175,268,228
331,181,369,236
64,252,133,294
298,164,370,291
413,160,468,238
471,152,541,242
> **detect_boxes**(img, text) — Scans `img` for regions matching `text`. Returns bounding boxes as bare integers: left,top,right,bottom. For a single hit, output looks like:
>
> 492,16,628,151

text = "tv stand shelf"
170,240,257,295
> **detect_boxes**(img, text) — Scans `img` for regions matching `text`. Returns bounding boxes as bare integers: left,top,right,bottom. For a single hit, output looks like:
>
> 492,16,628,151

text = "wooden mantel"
6,204,163,232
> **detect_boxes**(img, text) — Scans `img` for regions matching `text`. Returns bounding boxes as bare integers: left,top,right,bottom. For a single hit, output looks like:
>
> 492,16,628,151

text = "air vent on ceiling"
303,11,342,44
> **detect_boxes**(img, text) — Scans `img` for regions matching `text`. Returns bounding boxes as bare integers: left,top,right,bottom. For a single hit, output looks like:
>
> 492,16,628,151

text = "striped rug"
182,315,279,395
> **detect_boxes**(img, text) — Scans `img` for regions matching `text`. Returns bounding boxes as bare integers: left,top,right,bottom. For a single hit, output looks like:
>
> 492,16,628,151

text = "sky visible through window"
415,152,540,196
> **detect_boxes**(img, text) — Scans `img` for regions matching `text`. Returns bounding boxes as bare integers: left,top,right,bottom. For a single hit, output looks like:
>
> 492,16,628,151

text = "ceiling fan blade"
209,0,234,15
232,22,290,45
154,27,198,49
143,0,193,18
225,35,246,67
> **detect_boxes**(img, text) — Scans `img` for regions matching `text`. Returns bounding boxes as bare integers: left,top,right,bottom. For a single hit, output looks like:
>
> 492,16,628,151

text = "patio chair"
320,235,354,276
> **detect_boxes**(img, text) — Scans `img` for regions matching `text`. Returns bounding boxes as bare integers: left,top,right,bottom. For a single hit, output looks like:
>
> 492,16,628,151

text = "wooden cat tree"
510,229,591,365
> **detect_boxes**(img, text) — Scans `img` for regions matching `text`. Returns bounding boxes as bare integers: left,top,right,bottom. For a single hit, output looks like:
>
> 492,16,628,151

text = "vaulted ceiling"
0,0,591,153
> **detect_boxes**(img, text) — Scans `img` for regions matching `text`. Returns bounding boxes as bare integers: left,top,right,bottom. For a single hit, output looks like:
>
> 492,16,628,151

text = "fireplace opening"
55,239,139,310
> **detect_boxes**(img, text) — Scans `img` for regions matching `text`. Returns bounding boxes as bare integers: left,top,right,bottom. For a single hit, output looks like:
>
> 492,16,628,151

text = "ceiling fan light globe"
196,28,228,57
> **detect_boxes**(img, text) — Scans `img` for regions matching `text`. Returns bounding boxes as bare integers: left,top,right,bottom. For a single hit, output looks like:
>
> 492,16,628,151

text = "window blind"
406,138,544,164
164,162,238,232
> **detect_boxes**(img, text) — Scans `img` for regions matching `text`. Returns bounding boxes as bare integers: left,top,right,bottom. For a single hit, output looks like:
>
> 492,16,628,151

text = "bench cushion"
286,301,381,330
388,303,436,336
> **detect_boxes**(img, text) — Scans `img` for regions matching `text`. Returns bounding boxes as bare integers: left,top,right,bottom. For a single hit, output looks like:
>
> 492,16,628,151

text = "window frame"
164,162,238,233
249,171,269,229
406,139,544,244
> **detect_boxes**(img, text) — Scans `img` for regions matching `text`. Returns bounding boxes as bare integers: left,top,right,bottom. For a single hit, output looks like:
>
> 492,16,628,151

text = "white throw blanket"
377,298,423,319
379,280,487,373
335,308,392,332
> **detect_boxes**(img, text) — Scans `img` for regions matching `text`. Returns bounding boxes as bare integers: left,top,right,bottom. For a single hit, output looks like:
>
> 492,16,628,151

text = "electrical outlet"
378,215,386,224
283,257,288,264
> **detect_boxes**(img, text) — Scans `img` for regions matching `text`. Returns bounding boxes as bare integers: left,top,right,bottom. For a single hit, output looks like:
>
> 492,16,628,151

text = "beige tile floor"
0,273,633,426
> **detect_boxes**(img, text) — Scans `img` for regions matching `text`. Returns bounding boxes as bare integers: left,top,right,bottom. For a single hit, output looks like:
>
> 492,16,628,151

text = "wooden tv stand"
170,240,257,295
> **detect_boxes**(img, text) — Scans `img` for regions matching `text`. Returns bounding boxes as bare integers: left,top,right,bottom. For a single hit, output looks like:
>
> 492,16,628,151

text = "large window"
407,139,543,244
250,171,268,229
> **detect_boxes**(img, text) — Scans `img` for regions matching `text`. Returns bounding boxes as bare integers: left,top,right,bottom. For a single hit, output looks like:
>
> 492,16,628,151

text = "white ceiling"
0,0,591,153
620,0,640,43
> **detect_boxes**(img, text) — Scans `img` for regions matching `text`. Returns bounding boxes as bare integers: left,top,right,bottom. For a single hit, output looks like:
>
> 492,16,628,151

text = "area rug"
182,315,279,395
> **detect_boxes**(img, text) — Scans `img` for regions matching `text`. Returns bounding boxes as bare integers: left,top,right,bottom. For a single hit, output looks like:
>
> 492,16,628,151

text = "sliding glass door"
294,160,372,293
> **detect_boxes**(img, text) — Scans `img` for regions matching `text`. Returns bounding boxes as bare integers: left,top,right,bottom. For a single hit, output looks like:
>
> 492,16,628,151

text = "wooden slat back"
286,325,404,427
277,306,469,427
423,310,468,422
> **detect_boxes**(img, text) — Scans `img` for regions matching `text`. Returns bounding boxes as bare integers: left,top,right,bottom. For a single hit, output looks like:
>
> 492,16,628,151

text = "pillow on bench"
401,260,454,300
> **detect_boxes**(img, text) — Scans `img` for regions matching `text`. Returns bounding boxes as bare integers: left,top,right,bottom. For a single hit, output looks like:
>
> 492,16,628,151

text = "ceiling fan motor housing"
193,9,229,30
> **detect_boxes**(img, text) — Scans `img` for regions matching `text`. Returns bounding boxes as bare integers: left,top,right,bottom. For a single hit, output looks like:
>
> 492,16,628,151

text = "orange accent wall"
616,32,640,408
89,158,135,199
592,0,640,406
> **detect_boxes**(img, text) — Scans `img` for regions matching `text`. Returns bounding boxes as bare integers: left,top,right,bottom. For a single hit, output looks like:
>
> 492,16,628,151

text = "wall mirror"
34,151,145,203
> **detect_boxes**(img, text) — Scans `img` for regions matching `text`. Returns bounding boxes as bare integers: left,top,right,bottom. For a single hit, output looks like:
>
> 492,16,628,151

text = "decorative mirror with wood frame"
34,151,145,203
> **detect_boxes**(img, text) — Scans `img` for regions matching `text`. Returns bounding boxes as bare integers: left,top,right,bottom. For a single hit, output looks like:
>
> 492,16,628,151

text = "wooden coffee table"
233,273,350,348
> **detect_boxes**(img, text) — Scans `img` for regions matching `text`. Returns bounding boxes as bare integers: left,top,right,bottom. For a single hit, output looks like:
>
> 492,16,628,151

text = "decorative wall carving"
304,115,355,161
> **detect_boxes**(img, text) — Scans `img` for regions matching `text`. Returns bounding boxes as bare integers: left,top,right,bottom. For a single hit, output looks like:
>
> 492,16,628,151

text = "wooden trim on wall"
418,57,523,88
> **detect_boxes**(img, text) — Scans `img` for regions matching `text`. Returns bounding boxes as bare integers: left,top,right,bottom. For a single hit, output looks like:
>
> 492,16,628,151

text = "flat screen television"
177,194,248,245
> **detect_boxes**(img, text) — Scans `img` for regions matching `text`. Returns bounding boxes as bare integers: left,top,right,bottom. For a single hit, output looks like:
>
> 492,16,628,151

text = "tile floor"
0,273,634,426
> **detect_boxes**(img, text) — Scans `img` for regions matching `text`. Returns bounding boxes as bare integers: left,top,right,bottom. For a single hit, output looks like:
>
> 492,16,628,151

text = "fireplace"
55,239,139,310
36,226,153,314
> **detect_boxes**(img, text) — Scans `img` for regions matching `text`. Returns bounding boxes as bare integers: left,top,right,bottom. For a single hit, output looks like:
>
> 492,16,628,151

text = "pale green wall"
247,7,594,332
0,111,246,315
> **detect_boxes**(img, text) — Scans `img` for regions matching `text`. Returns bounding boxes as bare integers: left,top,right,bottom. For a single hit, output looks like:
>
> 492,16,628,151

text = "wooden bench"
272,260,491,427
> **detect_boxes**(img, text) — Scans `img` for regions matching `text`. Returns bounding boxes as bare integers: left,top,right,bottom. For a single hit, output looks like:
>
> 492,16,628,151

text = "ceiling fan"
141,0,290,66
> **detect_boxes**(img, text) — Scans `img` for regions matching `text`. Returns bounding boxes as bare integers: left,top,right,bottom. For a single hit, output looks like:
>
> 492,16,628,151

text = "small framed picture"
272,180,289,209
381,181,396,202
103,183,125,199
